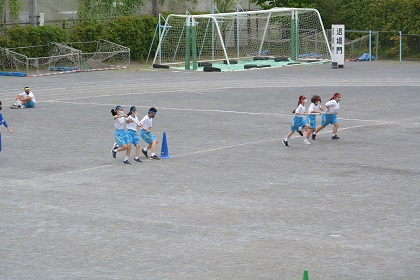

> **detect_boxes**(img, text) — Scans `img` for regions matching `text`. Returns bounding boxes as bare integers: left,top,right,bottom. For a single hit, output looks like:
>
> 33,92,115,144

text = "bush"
1,25,67,57
105,15,157,61
1,15,158,61
5,25,67,47
68,21,106,43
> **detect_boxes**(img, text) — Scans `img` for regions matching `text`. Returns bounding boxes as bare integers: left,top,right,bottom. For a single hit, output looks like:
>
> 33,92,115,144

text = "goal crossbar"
153,7,331,70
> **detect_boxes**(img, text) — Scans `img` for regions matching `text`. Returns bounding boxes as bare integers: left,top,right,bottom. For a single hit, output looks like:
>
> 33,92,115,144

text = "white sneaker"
303,139,311,145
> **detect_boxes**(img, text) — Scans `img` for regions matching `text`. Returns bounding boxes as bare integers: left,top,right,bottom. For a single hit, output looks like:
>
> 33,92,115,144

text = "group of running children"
1,94,342,160
111,106,160,164
282,92,341,147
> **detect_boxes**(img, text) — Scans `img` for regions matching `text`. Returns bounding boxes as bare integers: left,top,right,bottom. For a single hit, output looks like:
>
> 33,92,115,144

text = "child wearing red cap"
313,93,341,140
282,95,310,147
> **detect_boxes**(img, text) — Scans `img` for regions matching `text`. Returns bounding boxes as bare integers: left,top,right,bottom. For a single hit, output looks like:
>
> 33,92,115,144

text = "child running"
312,92,342,140
304,95,325,143
0,101,13,153
111,105,132,164
140,107,160,160
282,95,310,147
126,106,143,163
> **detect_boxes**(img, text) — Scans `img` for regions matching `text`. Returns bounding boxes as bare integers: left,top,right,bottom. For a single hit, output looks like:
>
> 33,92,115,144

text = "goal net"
0,43,81,76
153,8,331,70
0,40,130,76
65,40,130,70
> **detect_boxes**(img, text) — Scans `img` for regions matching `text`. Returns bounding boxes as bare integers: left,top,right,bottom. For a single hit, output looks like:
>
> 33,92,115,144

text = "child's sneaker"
332,135,340,140
134,157,142,163
149,155,160,160
112,143,118,158
123,160,131,164
303,139,311,145
312,133,316,140
282,140,289,147
142,149,148,158
297,127,304,136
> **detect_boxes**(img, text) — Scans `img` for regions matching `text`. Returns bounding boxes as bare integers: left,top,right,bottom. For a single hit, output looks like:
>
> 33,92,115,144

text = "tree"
78,0,145,20
0,0,22,24
213,0,238,13
249,0,316,10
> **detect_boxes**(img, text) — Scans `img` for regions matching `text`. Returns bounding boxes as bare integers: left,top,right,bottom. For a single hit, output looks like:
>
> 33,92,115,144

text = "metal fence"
327,29,419,62
2,1,419,62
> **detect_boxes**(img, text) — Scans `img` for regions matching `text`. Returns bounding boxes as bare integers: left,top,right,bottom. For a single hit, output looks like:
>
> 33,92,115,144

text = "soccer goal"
0,43,81,76
152,8,331,70
0,40,130,76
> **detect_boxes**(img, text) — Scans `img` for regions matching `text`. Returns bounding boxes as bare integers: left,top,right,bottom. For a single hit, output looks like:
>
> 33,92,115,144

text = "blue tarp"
0,72,26,77
299,52,326,58
249,49,270,56
358,53,375,61
49,66,79,71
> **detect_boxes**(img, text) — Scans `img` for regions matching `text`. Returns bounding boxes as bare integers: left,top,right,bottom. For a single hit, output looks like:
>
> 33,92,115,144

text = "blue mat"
0,72,26,77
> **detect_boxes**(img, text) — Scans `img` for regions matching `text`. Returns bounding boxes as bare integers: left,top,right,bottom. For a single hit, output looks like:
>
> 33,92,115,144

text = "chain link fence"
2,1,419,62
327,29,419,62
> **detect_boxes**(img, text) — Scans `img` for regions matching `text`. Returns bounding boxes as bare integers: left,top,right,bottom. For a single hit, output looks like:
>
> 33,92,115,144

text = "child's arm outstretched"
1,118,13,134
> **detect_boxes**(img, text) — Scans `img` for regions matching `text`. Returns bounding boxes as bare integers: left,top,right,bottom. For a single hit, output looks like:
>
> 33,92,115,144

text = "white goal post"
153,8,332,70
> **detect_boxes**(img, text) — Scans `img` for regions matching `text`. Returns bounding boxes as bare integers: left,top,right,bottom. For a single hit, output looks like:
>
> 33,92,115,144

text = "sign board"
331,24,345,68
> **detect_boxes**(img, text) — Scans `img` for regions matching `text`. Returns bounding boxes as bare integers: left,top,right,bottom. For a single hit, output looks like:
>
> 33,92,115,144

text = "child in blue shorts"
0,101,14,153
140,107,160,160
11,87,36,109
313,93,341,140
111,105,132,164
282,95,310,147
126,106,144,163
305,95,325,142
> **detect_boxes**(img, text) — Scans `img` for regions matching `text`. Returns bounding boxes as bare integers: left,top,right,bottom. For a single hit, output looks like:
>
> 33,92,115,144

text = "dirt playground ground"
0,61,419,279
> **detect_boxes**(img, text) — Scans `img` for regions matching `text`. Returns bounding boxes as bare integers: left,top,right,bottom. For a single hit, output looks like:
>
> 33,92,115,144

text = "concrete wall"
3,0,262,26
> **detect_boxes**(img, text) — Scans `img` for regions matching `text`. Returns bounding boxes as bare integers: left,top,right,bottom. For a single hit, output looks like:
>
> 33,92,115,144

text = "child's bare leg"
315,125,324,134
125,145,131,157
151,140,159,155
136,144,141,158
285,131,294,140
333,123,339,135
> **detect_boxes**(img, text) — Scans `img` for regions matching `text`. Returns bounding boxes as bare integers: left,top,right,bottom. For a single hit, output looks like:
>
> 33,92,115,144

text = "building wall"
17,0,78,24
6,0,261,26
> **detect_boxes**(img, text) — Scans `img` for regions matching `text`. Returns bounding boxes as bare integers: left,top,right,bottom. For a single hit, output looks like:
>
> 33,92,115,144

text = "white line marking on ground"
50,165,117,176
8,164,117,182
174,123,389,157
42,100,401,122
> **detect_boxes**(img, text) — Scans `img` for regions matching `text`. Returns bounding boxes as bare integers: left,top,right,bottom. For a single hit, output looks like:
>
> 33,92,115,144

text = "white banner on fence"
331,24,345,67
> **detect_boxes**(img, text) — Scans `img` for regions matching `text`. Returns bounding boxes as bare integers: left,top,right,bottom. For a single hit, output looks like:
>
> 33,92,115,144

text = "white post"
399,31,402,63
39,13,44,26
331,24,345,68
369,30,372,61
259,11,272,55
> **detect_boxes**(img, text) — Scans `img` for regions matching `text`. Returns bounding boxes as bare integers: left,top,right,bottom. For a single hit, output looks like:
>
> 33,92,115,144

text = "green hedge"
105,15,157,60
0,25,67,48
0,15,159,62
